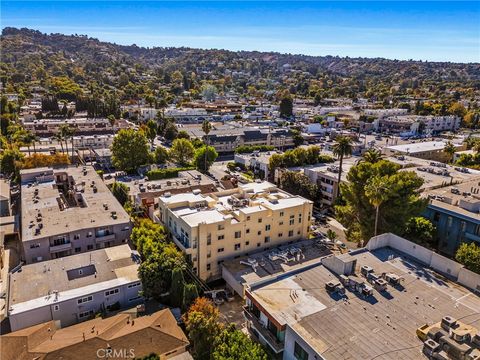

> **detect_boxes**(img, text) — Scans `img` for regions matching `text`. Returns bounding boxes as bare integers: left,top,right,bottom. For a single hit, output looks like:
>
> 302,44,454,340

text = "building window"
207,251,211,258
246,216,251,221
53,304,60,311
278,233,283,237
433,212,440,222
78,310,94,319
279,221,284,226
264,236,270,243
258,218,262,223
447,216,453,228
75,247,81,253
294,341,309,360
257,243,261,247
218,224,225,230
127,282,141,289
235,231,242,239
290,215,294,219
30,243,40,249
218,235,225,241
289,219,295,225
246,229,250,234
74,234,80,240
217,260,224,266
257,231,262,235
289,230,294,237
207,233,212,245
87,244,93,250
206,263,211,271
218,248,224,253
265,225,271,231
234,243,241,251
77,295,93,304
280,211,284,217
87,231,93,238
246,241,250,246
105,288,119,297
460,221,466,232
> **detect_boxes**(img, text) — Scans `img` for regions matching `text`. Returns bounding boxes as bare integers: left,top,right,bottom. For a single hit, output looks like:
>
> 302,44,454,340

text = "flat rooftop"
248,247,480,360
386,141,461,154
20,166,130,242
9,244,140,315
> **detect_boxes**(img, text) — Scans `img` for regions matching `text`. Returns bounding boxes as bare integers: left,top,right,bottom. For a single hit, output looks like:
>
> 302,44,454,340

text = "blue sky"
2,1,479,63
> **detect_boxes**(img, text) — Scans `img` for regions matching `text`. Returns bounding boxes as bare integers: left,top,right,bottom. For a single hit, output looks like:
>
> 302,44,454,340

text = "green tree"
292,129,304,147
145,119,158,148
194,146,218,173
404,217,436,246
448,102,467,118
202,120,212,170
280,171,319,202
183,297,222,360
170,138,195,166
443,141,456,163
109,182,129,206
455,242,480,274
154,146,169,165
0,147,23,178
212,324,268,360
22,131,38,156
326,229,337,241
332,136,353,197
362,148,382,164
335,160,425,244
170,267,185,307
365,175,390,237
182,283,199,311
279,93,293,118
177,130,190,139
111,129,150,173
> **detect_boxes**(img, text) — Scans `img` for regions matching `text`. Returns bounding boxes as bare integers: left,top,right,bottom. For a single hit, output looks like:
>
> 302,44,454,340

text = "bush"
146,167,194,180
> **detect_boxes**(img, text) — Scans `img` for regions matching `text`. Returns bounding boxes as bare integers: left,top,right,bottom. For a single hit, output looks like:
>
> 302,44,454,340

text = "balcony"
95,233,116,243
465,232,480,243
50,242,72,253
243,307,284,353
172,234,190,250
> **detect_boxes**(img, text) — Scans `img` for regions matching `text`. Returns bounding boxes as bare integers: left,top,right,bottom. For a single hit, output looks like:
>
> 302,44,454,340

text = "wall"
367,233,480,292
283,325,324,360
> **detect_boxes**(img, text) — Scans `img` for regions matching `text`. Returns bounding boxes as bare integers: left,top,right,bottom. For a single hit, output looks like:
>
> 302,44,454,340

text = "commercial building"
20,166,131,263
1,309,191,360
423,179,480,256
154,182,313,281
243,233,480,359
7,244,143,331
385,141,464,162
21,117,129,136
375,115,461,135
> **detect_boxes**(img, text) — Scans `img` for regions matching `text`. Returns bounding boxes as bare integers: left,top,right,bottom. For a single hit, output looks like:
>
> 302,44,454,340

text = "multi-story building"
234,151,281,180
375,115,461,134
385,141,464,162
20,166,131,264
154,182,313,281
21,117,129,136
244,233,480,359
7,244,143,331
423,179,480,256
0,180,10,217
1,309,191,360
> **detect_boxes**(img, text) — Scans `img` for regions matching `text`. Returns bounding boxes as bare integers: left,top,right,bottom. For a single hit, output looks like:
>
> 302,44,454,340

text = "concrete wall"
222,266,245,298
283,325,324,360
367,233,480,293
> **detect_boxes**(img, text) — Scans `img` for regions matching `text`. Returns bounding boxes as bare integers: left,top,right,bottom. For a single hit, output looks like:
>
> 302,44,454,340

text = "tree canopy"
455,242,480,274
111,129,150,173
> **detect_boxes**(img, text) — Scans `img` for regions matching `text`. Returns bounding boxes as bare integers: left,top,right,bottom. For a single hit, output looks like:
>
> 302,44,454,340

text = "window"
78,310,94,319
447,216,453,228
206,263,211,271
74,234,80,240
265,225,271,231
246,216,251,221
78,269,83,275
217,235,225,241
77,295,93,304
217,260,224,266
235,231,242,239
53,304,60,311
280,211,284,217
460,221,466,232
433,212,440,222
289,230,294,237
105,288,119,297
245,241,250,246
218,224,225,230
294,341,309,360
258,218,263,223
128,282,141,289
129,295,143,302
264,236,270,243
87,244,93,250
234,243,241,251
257,231,262,235
290,215,295,219
257,243,261,247
289,219,295,225
207,251,211,258
122,226,130,231
279,221,284,226
246,228,250,234
87,231,93,238
278,233,283,237
207,233,212,245
75,247,81,253
218,248,224,253
30,243,40,249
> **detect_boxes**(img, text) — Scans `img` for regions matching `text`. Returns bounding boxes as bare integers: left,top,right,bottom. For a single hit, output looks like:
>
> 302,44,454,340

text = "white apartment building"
8,244,143,331
154,182,313,281
375,115,461,134
20,166,131,264
234,151,280,180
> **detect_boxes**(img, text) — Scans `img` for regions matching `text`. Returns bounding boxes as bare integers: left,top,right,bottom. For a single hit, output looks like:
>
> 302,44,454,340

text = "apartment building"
375,115,461,134
234,151,281,180
20,166,131,264
154,182,313,281
244,233,480,359
1,309,191,360
423,179,480,256
7,244,143,331
21,117,129,136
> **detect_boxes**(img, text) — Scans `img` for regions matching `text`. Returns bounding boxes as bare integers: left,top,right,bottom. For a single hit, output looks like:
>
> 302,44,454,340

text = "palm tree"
22,131,35,156
365,175,390,237
443,141,456,163
332,136,353,198
59,124,71,156
362,148,382,164
202,120,212,172
53,133,65,154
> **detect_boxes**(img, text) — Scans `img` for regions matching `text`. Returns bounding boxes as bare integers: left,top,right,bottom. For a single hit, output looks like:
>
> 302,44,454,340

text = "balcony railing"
50,242,72,253
243,307,284,353
95,233,116,242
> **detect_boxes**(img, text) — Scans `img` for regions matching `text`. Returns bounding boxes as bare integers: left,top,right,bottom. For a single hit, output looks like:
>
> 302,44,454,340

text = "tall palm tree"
332,135,353,198
53,133,65,154
59,124,71,156
365,175,390,237
22,131,35,156
202,120,212,172
443,141,456,163
362,148,383,164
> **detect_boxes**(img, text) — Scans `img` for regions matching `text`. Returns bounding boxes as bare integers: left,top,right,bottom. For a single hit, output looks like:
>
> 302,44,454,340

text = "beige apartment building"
154,182,313,281
20,166,131,264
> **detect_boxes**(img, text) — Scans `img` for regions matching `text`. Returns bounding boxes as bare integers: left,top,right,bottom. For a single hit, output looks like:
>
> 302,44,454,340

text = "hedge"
146,167,195,180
